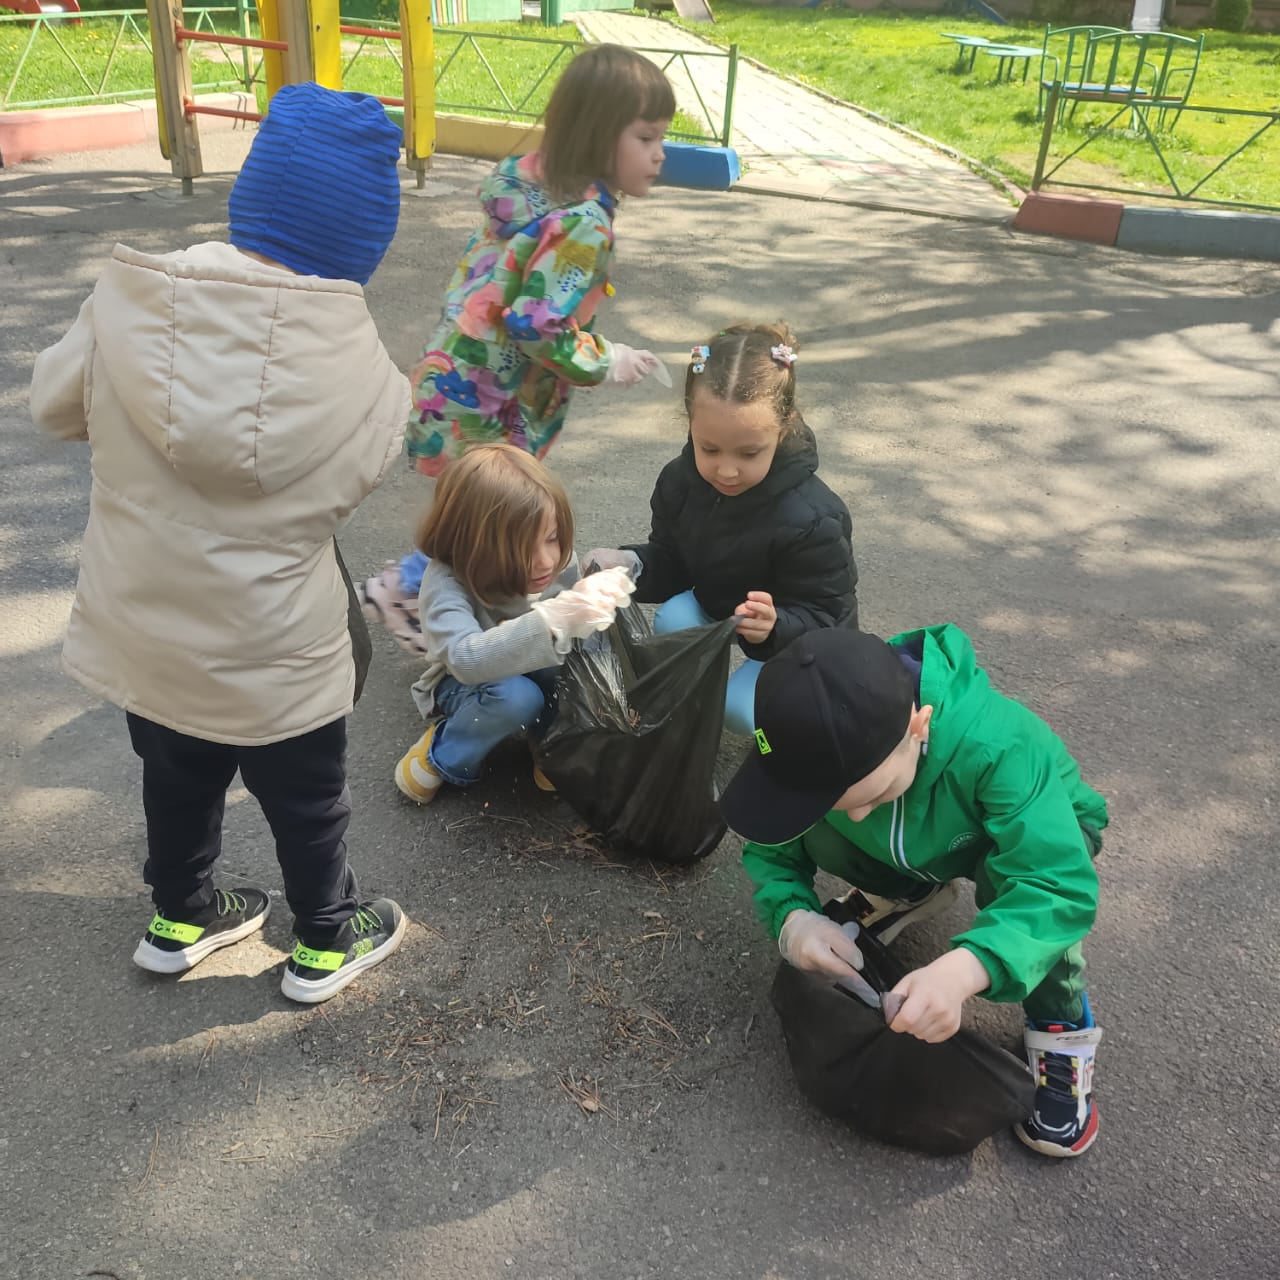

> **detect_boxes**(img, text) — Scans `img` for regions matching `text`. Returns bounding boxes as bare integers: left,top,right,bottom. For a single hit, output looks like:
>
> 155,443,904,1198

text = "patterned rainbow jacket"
404,152,616,476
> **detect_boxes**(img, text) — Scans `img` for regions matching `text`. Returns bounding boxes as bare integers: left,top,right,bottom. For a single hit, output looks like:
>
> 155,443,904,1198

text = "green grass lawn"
340,21,707,137
0,13,572,113
0,11,255,108
342,21,581,120
679,2,1280,208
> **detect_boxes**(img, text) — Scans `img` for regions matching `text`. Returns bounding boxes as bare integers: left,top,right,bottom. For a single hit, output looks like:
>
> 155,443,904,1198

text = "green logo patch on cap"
754,728,772,756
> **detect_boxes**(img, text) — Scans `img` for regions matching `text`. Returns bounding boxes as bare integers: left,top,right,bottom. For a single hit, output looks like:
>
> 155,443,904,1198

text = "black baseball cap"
720,629,916,846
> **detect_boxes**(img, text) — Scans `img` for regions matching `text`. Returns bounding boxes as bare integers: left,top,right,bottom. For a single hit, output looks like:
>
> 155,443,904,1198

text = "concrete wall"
430,0,521,21
0,93,253,166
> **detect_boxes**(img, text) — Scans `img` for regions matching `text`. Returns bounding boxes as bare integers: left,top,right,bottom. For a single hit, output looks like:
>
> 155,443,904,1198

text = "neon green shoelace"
214,889,248,917
351,906,383,936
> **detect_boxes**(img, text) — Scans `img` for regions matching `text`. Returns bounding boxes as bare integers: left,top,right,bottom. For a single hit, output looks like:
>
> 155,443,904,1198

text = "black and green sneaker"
280,898,407,1004
133,886,271,974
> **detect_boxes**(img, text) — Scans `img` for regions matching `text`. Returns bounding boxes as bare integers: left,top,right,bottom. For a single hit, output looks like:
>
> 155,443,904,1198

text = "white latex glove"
605,342,662,387
530,567,635,646
585,547,643,578
574,564,636,607
778,910,864,979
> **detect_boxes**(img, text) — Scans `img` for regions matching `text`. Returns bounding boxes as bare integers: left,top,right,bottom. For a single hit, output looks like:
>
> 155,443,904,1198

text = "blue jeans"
428,668,558,786
654,590,759,737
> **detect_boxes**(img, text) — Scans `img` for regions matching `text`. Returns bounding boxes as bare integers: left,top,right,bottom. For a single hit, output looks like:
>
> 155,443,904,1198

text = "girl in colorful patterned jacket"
361,44,674,652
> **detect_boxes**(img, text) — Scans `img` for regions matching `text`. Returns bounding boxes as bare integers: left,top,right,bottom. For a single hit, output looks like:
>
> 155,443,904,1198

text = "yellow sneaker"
532,762,557,793
395,724,443,804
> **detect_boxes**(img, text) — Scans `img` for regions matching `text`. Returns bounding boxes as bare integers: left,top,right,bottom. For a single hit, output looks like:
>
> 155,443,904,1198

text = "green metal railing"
429,30,737,148
625,38,738,148
435,30,578,123
340,25,737,147
3,11,737,149
1033,81,1280,215
335,17,400,74
1,5,260,111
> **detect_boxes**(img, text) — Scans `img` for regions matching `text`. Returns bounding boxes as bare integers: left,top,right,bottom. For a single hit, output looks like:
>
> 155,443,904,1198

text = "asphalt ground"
3,134,1279,1280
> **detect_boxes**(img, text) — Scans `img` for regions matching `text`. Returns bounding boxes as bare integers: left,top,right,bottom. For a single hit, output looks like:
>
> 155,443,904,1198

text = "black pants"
126,713,358,943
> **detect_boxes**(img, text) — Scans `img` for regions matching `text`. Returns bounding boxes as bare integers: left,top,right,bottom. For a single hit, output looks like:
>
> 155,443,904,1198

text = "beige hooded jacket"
30,241,410,745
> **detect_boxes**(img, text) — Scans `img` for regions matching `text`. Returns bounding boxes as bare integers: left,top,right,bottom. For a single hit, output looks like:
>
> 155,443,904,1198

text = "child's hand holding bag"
532,566,636,647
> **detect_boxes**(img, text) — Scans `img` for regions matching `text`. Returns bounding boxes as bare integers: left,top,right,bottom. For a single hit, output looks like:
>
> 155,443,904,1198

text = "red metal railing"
174,24,286,50
184,94,262,120
172,20,284,122
338,22,401,40
171,20,410,126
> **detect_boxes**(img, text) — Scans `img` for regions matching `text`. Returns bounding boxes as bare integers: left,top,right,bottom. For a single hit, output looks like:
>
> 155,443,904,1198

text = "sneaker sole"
1013,1106,1099,1158
131,900,271,975
875,881,960,945
395,757,441,804
280,910,408,1004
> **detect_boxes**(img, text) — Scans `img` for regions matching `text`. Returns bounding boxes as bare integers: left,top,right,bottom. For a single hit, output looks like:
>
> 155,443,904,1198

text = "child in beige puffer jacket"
30,83,412,1005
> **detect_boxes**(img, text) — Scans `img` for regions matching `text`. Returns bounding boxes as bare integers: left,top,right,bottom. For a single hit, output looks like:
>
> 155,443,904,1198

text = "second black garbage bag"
535,606,736,863
771,901,1037,1155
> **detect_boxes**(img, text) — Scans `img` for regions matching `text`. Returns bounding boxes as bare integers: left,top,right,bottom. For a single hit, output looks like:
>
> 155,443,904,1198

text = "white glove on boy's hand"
585,547,643,578
605,342,662,387
530,567,635,645
778,910,864,979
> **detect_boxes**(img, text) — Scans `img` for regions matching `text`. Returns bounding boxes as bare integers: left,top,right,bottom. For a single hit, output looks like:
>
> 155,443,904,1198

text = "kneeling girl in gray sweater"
394,444,634,803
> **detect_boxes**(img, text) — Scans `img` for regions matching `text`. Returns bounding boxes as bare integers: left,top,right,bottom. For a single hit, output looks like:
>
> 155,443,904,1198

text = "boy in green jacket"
720,624,1108,1158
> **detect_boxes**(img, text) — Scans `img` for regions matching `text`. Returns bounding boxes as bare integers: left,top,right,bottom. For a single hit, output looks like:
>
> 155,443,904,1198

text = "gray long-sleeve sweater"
410,556,581,718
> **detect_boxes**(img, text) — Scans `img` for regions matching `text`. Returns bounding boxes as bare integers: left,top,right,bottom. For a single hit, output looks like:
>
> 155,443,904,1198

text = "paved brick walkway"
574,10,1015,222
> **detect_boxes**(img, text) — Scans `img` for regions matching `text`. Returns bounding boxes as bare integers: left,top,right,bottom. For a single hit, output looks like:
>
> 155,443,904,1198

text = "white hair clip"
690,344,710,374
771,343,797,368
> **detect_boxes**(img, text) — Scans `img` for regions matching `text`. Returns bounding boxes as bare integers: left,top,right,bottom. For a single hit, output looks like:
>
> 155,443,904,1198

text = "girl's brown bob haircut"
540,44,676,202
684,321,803,439
416,444,575,606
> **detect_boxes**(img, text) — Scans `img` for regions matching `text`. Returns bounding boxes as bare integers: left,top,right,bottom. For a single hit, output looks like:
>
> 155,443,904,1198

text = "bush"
1029,0,1131,26
1211,0,1251,30
340,0,402,20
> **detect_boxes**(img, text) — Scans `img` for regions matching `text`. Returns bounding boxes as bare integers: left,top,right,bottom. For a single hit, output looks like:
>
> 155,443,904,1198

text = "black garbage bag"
534,606,736,863
771,902,1035,1155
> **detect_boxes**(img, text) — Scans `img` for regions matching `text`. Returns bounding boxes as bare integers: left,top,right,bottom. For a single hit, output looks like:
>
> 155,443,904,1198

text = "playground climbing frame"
146,0,435,192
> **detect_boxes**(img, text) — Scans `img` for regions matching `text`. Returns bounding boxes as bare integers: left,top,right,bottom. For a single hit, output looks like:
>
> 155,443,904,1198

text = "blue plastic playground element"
658,141,741,191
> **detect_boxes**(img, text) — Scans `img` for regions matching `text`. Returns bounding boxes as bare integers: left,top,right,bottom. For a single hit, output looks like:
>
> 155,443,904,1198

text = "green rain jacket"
741,624,1108,1004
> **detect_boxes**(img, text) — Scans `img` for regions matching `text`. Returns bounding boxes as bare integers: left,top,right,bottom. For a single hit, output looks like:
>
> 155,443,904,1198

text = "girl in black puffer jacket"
588,322,858,736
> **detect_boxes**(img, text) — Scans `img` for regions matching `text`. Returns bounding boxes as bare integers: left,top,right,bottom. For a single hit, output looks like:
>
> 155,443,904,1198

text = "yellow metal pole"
152,65,170,162
309,0,342,90
146,0,203,192
256,0,285,100
400,0,436,186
